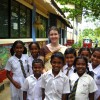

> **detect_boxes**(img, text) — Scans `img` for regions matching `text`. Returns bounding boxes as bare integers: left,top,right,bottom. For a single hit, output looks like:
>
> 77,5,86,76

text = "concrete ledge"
0,38,48,44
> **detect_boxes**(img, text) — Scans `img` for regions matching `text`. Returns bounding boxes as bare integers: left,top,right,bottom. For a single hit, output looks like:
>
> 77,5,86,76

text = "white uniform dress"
41,70,70,100
28,56,40,75
22,74,42,100
5,54,28,100
88,64,100,100
62,64,75,77
69,73,98,100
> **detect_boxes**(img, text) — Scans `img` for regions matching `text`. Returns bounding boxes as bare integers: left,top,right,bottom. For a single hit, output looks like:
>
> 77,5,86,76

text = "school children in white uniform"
41,52,70,100
41,70,70,100
69,72,98,100
5,54,28,100
28,42,41,75
69,56,98,100
88,47,100,100
5,40,28,100
22,59,43,100
62,48,76,77
22,74,42,100
89,64,100,100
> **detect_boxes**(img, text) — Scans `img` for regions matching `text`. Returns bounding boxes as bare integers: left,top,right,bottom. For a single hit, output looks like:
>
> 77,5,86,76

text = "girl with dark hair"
28,42,42,75
78,47,91,62
5,40,28,100
10,40,27,56
40,26,67,71
69,56,97,100
62,48,76,77
88,47,100,100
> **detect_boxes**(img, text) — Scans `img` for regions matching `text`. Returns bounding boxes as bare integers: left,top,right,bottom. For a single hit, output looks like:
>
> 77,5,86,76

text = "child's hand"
13,80,21,89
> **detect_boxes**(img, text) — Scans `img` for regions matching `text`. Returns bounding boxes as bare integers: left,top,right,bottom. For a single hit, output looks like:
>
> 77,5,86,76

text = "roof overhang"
51,13,73,28
34,0,73,28
20,0,73,28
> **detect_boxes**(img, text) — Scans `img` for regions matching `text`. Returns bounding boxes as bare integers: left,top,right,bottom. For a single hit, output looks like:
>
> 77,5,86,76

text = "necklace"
48,43,61,51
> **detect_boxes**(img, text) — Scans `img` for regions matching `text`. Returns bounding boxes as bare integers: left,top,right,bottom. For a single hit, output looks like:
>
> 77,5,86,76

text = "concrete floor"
0,79,11,100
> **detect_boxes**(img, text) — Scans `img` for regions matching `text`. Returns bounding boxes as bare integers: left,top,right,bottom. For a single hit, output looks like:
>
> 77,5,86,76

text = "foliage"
94,27,100,37
72,28,100,48
56,0,100,20
81,28,100,41
82,29,94,36
72,41,81,49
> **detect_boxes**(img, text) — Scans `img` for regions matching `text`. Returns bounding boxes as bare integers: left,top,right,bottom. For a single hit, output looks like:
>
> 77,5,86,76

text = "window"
0,0,8,38
11,0,31,38
0,0,31,38
34,13,48,38
11,1,19,38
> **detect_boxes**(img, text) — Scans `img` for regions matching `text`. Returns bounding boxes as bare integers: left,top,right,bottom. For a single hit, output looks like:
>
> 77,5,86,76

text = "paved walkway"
0,79,11,100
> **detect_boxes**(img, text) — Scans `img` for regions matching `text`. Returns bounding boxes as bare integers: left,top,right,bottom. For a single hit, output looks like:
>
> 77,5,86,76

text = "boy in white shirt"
41,52,70,100
22,59,44,100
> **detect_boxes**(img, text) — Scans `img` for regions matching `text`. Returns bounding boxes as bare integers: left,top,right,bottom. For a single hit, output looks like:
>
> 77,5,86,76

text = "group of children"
5,40,100,100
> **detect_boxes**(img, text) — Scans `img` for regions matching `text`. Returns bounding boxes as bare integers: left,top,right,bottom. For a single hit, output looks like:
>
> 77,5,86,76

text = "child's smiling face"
51,57,64,75
65,54,75,67
75,59,87,77
30,44,39,58
91,51,100,68
14,43,24,57
33,63,42,76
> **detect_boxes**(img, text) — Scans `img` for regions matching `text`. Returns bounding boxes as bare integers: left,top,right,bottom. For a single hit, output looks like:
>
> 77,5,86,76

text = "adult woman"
40,26,67,71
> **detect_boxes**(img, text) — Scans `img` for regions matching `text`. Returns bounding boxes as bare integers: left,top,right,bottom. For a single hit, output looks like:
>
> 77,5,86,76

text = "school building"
0,0,72,86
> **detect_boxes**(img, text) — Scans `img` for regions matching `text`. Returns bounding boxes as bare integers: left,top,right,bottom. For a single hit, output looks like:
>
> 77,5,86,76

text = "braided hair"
10,40,27,56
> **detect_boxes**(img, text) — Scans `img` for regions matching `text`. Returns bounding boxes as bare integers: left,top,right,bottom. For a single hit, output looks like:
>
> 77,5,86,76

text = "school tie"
19,60,26,78
69,79,79,100
66,67,71,76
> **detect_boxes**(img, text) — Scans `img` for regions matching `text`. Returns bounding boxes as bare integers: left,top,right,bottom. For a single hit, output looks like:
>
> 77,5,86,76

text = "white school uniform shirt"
5,54,28,84
69,72,98,100
28,56,40,75
5,54,28,100
88,63,100,100
41,70,70,100
28,56,34,75
22,74,42,100
62,64,74,77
